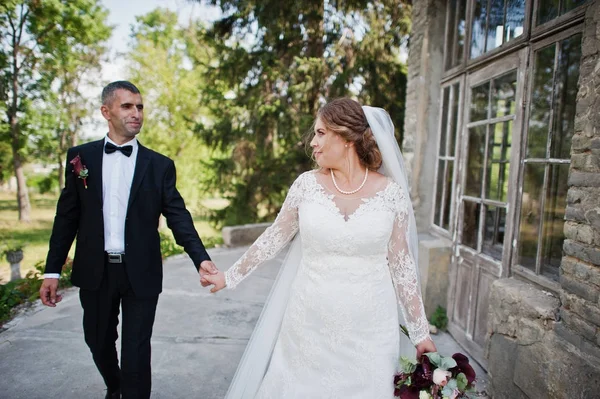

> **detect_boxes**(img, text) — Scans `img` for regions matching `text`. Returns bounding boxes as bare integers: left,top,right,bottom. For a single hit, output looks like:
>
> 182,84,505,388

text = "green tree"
126,9,216,211
0,0,110,221
194,0,411,226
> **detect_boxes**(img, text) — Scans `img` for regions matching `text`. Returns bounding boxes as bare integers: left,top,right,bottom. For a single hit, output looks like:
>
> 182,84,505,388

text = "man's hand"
202,271,226,293
416,337,437,359
39,278,62,307
199,260,219,287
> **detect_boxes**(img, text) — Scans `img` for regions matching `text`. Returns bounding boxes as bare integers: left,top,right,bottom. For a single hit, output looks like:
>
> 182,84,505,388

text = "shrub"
0,259,73,325
430,305,449,331
159,231,185,259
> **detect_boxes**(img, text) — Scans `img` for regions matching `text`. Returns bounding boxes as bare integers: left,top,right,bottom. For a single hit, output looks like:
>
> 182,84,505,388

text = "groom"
40,81,218,398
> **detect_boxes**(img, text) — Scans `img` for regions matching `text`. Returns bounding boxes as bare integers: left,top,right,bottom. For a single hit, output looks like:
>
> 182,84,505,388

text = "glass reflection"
540,164,569,279
528,44,555,159
440,87,450,156
470,82,489,122
538,0,560,25
537,0,589,26
443,161,454,230
471,0,487,58
486,122,512,202
551,34,582,159
462,201,480,250
435,161,444,226
491,71,517,118
482,205,506,259
449,83,460,156
486,0,505,52
518,164,545,271
466,126,486,197
506,0,525,40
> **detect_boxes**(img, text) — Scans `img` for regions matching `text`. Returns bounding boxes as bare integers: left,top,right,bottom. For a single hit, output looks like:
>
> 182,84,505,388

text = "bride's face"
310,118,347,169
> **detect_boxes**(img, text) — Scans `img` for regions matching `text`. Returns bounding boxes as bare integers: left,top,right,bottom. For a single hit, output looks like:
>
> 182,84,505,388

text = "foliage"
193,0,412,226
0,0,111,221
0,259,73,325
159,231,186,259
429,306,448,331
126,9,218,212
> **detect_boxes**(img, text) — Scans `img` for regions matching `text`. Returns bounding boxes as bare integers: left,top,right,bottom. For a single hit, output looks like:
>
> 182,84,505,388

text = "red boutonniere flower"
70,154,89,189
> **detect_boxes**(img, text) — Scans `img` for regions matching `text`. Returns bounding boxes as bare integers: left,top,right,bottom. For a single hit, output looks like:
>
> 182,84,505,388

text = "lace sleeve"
387,184,431,346
224,174,305,289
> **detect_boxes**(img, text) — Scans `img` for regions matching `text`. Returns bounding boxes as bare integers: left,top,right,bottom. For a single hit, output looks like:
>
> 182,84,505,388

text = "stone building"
403,0,600,397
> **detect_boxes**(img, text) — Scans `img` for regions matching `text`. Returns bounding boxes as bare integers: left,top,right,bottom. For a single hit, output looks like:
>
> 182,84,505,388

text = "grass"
0,192,222,283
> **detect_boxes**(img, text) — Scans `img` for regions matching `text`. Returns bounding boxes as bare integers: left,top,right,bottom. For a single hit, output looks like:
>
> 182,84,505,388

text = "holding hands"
199,260,226,293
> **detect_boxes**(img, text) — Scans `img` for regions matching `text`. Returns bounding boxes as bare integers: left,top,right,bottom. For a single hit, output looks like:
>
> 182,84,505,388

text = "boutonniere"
70,154,89,189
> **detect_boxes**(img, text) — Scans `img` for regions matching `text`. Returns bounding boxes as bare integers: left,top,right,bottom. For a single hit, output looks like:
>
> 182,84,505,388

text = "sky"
83,0,221,138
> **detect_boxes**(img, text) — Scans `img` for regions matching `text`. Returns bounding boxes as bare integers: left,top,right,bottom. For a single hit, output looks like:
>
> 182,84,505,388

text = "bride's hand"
203,271,226,293
416,338,437,359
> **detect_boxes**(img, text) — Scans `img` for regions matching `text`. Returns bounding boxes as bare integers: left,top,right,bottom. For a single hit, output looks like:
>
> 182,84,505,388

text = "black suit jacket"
45,138,211,297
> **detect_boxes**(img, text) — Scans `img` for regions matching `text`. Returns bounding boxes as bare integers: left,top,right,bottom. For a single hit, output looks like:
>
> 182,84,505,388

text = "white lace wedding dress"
225,170,430,398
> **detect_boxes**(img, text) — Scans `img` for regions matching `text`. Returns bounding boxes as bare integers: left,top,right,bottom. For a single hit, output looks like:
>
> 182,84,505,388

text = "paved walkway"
0,247,488,398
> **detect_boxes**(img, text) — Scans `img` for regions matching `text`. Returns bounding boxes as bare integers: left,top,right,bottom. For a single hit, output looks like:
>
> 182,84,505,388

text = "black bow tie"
105,142,133,157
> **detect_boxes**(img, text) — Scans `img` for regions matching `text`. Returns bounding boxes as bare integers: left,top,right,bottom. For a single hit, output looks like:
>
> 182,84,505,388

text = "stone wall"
560,1,600,357
487,278,600,399
402,0,445,231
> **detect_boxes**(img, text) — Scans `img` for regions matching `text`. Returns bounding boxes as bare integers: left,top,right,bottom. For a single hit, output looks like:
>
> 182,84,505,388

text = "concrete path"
0,247,488,398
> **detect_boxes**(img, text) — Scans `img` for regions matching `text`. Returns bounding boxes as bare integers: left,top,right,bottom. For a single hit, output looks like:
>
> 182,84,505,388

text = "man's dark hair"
102,81,141,105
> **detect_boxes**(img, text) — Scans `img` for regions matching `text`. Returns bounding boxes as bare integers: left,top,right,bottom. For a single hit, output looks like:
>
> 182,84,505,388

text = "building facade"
404,0,600,397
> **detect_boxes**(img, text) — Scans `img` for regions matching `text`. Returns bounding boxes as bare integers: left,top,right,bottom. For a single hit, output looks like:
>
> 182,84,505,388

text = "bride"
203,98,436,398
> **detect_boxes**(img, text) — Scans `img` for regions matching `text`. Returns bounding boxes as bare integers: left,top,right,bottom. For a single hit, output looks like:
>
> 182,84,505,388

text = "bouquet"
393,352,477,399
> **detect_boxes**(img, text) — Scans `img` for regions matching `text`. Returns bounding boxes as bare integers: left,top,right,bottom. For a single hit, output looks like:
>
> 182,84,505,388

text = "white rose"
432,368,452,386
419,391,432,399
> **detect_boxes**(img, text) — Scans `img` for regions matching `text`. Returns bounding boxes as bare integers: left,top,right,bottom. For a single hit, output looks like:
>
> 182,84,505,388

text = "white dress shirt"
45,135,139,279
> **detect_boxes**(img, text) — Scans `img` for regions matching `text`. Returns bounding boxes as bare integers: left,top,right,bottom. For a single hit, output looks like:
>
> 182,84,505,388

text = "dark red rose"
450,353,476,385
399,385,421,399
70,154,88,189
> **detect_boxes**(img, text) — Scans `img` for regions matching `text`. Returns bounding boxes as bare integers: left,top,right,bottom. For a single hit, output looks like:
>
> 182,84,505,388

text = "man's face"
101,89,144,138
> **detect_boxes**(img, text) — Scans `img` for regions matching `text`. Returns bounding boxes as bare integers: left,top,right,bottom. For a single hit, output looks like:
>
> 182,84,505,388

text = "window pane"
528,44,556,159
486,122,512,202
445,0,467,70
518,163,545,271
537,0,589,26
540,164,569,280
462,200,481,250
449,83,460,156
482,205,506,260
470,82,490,122
551,34,582,159
434,161,445,226
466,126,486,197
562,0,589,15
537,0,560,25
471,0,487,58
506,0,525,41
486,0,505,52
443,161,455,230
491,71,517,118
440,87,450,156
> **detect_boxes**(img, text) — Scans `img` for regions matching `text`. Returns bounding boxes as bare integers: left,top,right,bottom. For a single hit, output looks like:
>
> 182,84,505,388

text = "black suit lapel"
128,144,150,212
86,139,105,203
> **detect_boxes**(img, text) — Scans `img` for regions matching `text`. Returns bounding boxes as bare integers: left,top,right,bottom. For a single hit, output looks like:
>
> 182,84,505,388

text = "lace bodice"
225,171,430,345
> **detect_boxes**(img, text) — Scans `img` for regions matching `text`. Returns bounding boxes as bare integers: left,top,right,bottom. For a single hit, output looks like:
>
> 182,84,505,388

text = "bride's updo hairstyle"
316,98,383,170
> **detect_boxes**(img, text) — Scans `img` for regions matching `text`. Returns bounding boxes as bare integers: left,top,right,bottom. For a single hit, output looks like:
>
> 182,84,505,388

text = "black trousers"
79,260,158,399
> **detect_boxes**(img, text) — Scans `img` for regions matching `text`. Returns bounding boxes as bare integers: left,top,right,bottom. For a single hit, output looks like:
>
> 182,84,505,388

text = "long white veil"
225,106,418,399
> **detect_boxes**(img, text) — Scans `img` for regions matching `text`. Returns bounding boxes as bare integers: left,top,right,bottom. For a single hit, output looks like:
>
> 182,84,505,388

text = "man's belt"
106,252,125,264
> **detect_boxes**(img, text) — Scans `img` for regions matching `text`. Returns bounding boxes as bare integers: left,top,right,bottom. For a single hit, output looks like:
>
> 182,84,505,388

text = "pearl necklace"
330,168,369,195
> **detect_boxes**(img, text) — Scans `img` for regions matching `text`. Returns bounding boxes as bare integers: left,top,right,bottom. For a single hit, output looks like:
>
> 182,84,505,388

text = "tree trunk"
12,147,31,222
10,112,31,222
